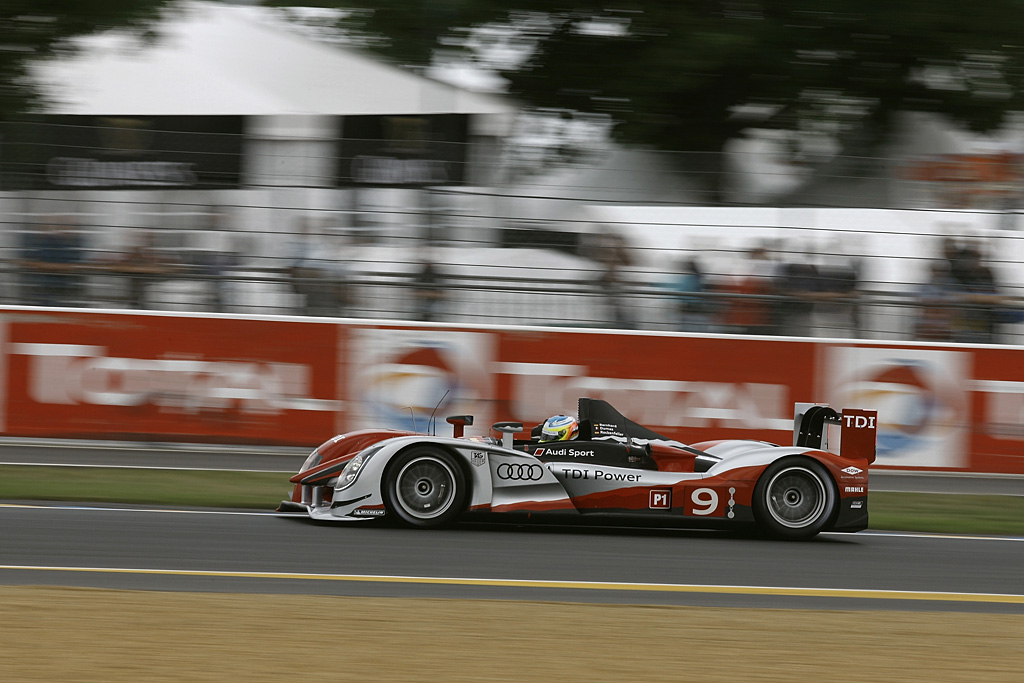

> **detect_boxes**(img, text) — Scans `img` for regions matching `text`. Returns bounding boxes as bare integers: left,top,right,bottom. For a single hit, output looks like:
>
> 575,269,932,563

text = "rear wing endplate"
794,403,878,464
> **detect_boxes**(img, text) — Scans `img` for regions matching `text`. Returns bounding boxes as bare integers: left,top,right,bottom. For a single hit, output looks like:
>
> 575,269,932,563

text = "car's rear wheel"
753,459,836,540
383,448,466,528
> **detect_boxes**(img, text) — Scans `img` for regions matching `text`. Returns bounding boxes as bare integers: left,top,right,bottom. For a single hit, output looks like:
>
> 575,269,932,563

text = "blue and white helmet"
540,414,579,442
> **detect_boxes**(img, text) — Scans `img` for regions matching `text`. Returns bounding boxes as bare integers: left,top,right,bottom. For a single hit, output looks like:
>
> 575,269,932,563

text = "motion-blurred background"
3,0,1024,342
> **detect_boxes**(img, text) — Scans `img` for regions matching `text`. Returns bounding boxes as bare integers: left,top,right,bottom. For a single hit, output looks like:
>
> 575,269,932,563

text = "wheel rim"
394,456,457,520
765,466,827,529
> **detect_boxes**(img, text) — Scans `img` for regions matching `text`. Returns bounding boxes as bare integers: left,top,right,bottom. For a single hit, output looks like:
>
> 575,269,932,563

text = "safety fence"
1,260,1020,345
1,306,1020,474
5,193,1024,345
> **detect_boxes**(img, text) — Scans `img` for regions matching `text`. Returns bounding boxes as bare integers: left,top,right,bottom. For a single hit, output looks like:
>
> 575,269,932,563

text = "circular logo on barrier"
353,331,494,433
836,358,966,460
361,345,458,431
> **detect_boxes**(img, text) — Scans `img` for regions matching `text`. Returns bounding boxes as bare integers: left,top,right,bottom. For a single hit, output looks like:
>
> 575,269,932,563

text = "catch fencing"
2,119,1024,344
3,207,1023,345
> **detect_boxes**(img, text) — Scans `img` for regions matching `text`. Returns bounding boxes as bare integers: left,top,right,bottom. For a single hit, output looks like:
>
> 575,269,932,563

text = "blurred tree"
264,0,1024,199
0,0,174,119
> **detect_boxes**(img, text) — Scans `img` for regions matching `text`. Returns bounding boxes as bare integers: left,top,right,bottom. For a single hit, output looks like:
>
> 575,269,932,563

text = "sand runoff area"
1,586,1022,681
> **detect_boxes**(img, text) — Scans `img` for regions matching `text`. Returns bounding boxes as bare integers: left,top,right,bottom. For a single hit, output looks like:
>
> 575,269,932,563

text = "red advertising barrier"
1,308,1022,473
968,346,1024,473
0,309,339,445
340,323,1024,475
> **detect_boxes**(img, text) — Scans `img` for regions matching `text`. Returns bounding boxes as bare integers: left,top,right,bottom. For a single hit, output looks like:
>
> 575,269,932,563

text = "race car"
278,398,876,539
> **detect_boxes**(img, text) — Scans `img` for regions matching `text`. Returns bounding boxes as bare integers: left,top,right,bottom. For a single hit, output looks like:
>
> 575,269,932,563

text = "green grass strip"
869,491,1024,535
0,466,1020,535
0,465,288,510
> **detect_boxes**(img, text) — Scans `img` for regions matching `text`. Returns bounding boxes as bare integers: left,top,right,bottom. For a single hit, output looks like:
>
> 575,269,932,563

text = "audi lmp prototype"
279,398,877,540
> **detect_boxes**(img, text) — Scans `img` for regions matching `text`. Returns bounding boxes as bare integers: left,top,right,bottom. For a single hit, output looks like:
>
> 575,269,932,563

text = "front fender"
326,436,573,519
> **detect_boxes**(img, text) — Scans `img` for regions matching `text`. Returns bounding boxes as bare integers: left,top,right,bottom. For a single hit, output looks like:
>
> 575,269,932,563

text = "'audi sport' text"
542,447,595,457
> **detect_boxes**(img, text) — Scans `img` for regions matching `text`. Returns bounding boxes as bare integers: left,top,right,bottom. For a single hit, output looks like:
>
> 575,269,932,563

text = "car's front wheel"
752,459,836,540
383,448,466,528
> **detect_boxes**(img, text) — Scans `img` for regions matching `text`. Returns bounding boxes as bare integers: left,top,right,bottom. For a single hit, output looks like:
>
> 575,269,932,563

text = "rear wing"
793,403,878,464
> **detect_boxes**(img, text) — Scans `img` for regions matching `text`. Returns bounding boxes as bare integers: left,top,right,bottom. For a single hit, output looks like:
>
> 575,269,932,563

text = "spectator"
287,217,341,317
599,259,635,329
667,256,715,332
18,215,85,306
950,243,1004,343
412,249,447,322
325,230,353,317
194,215,242,313
112,229,178,309
914,261,956,341
590,228,636,329
942,237,971,284
723,245,777,335
774,246,821,337
814,250,862,338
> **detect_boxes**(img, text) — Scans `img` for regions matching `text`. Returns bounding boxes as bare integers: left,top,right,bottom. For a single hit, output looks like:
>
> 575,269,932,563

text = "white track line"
2,502,1022,542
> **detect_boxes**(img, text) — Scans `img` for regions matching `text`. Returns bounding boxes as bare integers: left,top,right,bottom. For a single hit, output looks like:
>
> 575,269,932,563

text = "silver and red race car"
279,398,876,539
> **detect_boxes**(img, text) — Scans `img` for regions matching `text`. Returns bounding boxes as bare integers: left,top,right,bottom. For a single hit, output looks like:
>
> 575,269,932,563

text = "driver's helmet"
540,415,579,442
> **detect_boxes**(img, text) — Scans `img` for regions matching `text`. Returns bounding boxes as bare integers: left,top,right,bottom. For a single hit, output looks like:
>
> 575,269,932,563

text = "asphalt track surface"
2,439,1022,614
1,502,1022,614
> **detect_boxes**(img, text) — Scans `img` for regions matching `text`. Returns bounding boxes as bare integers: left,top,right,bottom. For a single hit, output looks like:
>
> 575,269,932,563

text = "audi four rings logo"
496,463,544,481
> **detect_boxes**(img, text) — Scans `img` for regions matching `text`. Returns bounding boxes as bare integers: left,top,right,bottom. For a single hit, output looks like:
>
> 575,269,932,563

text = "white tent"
30,0,516,130
4,2,525,314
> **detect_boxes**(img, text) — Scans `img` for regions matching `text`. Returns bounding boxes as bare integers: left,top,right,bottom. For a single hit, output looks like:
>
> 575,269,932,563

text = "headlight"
336,444,383,491
299,449,322,473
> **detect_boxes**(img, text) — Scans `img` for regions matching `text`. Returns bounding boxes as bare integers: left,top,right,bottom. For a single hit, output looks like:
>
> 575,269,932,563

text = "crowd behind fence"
2,118,1023,341
4,204,1024,345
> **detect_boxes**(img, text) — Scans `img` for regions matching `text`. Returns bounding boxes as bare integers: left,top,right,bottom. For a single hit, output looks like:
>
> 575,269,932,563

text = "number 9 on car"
683,486,730,517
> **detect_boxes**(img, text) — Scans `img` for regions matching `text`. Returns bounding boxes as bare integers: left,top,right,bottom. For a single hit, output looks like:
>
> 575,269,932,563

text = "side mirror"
446,415,474,439
492,421,524,450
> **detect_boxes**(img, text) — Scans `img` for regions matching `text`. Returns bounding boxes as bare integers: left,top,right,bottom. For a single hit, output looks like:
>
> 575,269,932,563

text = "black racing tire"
752,458,837,540
383,447,467,528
